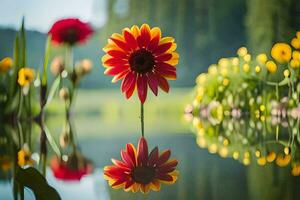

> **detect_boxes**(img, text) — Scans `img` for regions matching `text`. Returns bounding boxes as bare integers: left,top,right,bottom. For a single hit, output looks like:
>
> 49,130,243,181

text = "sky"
0,0,107,32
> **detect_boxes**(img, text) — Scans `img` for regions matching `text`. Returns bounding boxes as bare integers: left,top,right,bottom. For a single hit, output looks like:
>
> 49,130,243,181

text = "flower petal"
148,147,159,166
121,72,136,92
137,74,148,104
137,137,149,166
137,24,151,48
156,54,173,62
107,50,128,59
104,66,129,76
153,43,172,55
111,70,130,83
158,159,178,173
123,29,138,50
147,72,158,96
130,25,140,39
125,76,136,99
157,149,171,166
121,150,135,168
111,159,131,170
110,37,131,52
126,143,137,167
156,74,170,93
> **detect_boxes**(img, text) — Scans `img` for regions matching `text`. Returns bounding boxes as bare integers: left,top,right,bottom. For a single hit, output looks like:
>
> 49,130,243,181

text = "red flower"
50,152,93,181
49,18,93,45
104,137,178,193
102,24,179,103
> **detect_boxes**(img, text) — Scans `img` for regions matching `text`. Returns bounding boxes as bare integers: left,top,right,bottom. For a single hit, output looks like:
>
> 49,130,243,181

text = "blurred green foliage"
1,0,299,88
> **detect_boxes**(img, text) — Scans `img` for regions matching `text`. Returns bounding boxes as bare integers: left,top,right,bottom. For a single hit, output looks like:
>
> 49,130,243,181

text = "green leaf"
44,76,60,107
42,36,52,86
20,16,26,68
43,125,61,157
15,167,61,200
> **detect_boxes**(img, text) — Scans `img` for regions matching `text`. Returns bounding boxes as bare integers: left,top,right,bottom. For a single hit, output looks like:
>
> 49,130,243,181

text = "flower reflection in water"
186,103,300,176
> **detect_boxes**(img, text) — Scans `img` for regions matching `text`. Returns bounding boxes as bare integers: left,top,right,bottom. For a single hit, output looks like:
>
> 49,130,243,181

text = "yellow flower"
292,164,300,176
290,59,300,68
255,65,261,73
196,73,206,85
243,54,251,62
18,148,34,167
0,57,13,73
283,69,290,78
231,57,239,66
18,68,35,87
220,68,228,77
265,61,277,73
292,51,300,60
291,38,300,49
208,64,218,75
276,154,291,167
243,64,250,73
237,47,247,57
222,78,229,86
297,31,300,39
266,151,276,162
271,43,292,63
218,58,229,68
256,53,268,64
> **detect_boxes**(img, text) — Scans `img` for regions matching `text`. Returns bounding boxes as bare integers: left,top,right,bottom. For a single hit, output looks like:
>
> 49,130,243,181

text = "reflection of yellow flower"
0,57,13,73
208,144,218,154
18,68,35,87
232,151,239,160
283,69,290,78
257,157,267,166
266,151,276,162
0,156,12,171
290,59,300,68
255,66,261,73
292,164,300,176
237,47,247,57
271,43,292,63
256,53,267,64
276,154,291,167
266,61,277,73
18,148,34,167
291,38,300,49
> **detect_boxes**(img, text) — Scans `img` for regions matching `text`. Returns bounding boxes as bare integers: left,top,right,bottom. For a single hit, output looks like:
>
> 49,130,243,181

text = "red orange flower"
50,152,93,181
103,137,178,193
102,24,179,103
49,18,93,45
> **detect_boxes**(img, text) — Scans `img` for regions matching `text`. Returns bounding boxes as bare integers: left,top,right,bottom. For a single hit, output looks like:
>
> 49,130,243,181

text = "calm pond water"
1,90,300,200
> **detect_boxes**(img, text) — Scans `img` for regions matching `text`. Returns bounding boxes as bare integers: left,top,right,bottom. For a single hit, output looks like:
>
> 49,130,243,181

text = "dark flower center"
129,49,155,74
63,28,79,45
132,166,155,184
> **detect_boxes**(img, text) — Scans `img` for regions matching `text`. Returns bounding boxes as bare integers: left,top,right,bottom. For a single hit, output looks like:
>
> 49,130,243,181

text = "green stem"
141,103,144,137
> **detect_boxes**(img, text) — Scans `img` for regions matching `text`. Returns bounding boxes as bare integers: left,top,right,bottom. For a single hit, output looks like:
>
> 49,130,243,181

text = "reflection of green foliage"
15,167,61,200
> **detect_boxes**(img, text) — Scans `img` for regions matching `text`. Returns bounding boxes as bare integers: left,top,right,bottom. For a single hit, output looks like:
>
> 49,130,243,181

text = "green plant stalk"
141,103,144,137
